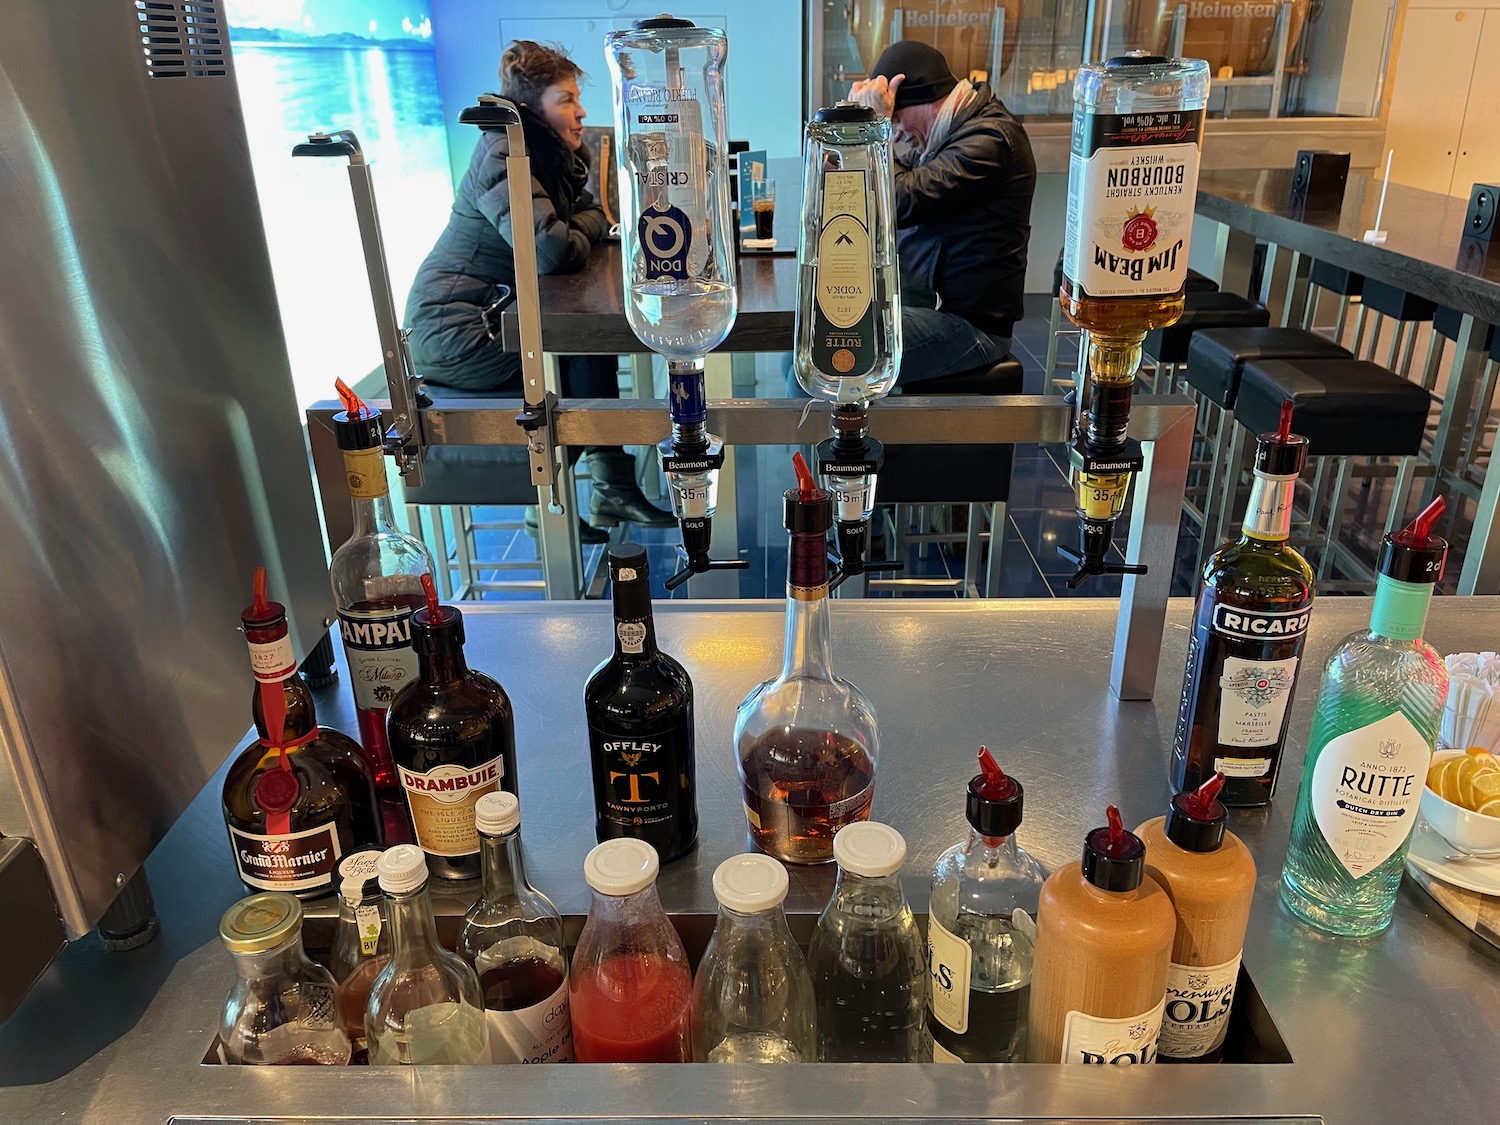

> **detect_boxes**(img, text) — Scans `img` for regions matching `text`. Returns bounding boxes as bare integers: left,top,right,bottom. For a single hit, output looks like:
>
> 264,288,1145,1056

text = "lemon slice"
1465,746,1500,771
1472,771,1500,807
1477,797,1500,819
1429,758,1457,795
1442,758,1472,805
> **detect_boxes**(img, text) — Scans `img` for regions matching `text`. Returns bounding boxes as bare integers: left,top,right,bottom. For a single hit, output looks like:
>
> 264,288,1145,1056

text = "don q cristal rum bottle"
1280,499,1450,938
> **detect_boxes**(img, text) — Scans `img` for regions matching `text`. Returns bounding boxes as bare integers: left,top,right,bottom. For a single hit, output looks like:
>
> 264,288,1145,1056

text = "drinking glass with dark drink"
750,179,776,241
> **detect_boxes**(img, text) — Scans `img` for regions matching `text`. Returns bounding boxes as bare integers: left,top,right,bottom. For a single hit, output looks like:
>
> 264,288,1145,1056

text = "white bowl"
1420,749,1500,854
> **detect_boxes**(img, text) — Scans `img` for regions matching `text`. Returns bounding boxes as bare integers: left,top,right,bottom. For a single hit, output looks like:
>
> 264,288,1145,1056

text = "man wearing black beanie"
848,40,1035,385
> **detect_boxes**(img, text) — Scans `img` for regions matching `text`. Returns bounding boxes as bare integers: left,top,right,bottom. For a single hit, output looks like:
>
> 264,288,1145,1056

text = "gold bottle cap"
219,892,303,954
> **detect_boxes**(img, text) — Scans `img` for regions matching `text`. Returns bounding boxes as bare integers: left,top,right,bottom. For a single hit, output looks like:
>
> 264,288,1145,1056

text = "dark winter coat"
895,84,1035,340
404,105,609,391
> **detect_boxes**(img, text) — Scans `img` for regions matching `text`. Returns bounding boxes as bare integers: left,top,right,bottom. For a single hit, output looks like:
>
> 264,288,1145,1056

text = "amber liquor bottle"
387,575,517,881
1172,403,1315,806
222,568,382,899
328,380,434,845
585,544,698,862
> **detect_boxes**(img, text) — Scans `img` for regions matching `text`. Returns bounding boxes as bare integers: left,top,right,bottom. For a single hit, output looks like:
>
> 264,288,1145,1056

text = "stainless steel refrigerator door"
0,0,331,944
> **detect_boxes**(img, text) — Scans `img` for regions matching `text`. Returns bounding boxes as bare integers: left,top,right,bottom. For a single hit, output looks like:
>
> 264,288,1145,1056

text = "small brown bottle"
387,575,516,881
1027,805,1175,1064
222,568,382,899
1137,772,1257,1064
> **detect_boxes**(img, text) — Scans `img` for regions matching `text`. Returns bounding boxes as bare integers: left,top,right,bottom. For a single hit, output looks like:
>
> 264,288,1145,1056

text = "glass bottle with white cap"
457,792,573,1064
570,838,693,1062
365,844,487,1065
807,821,926,1062
218,891,350,1065
329,848,389,1062
690,853,816,1062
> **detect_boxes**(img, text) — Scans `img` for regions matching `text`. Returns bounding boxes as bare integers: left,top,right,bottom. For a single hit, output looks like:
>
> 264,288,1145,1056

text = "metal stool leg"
964,503,983,597
1211,420,1251,551
1384,457,1417,535
984,502,1006,598
1351,303,1371,356
1316,458,1353,581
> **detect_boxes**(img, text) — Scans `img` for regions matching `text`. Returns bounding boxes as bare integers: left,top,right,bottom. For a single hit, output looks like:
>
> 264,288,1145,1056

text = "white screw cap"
377,844,429,895
712,853,789,913
832,821,906,878
476,791,521,836
584,838,659,897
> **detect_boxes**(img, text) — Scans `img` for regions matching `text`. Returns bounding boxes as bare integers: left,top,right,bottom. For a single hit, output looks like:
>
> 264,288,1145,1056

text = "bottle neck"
968,828,1020,863
780,584,834,680
831,869,905,913
344,448,398,537
231,934,305,980
587,883,665,929
416,633,470,685
1369,573,1435,643
1241,469,1296,542
350,492,401,538
611,579,661,664
479,829,527,904
252,673,318,744
385,883,444,966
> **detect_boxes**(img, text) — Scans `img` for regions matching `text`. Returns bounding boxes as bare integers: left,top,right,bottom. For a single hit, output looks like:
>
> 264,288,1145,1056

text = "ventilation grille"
137,0,225,78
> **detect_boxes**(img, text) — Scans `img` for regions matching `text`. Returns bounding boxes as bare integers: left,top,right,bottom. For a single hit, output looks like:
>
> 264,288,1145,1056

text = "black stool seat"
883,358,1024,504
1051,249,1217,295
1433,304,1497,351
1360,279,1437,323
1144,291,1270,365
1187,327,1352,408
1310,261,1363,296
1237,357,1430,457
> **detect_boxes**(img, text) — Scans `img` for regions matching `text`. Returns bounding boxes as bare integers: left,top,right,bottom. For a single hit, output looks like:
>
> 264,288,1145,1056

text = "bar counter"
3,598,1496,1123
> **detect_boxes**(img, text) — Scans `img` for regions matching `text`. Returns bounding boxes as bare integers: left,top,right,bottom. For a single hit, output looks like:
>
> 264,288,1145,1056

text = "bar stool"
1142,291,1270,394
1298,260,1364,347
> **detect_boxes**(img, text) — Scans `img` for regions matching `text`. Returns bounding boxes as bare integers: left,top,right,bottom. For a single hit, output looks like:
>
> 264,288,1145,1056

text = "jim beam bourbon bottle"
387,575,516,881
1172,402,1314,806
222,568,382,899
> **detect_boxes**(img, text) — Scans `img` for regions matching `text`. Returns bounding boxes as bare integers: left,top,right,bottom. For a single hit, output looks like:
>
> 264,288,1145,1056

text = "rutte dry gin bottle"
1172,401,1314,806
585,544,698,861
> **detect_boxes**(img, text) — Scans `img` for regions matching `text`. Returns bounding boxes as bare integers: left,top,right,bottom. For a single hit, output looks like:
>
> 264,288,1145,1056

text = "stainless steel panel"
0,0,330,940
0,837,66,1023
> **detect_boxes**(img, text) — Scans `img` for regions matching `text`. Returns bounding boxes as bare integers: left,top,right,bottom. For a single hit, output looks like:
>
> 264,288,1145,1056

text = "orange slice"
1441,758,1471,805
1466,746,1500,771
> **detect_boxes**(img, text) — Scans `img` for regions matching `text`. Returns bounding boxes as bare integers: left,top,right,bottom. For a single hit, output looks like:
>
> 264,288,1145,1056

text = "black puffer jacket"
405,105,609,389
894,84,1035,340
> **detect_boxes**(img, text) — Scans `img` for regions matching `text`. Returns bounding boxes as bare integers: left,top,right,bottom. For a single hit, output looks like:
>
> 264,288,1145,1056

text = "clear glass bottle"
793,102,902,404
329,848,389,1062
691,853,817,1062
927,749,1045,1063
457,792,573,1064
365,845,488,1065
218,892,350,1066
570,838,694,1063
808,821,926,1062
735,453,879,864
1280,499,1450,938
328,379,432,846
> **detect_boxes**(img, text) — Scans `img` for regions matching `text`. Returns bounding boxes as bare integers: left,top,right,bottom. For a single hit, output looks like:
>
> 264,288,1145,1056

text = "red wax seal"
255,767,300,814
1121,210,1159,253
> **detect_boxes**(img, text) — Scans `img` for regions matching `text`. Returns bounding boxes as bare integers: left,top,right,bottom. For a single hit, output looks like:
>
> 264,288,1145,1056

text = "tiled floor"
436,296,1488,603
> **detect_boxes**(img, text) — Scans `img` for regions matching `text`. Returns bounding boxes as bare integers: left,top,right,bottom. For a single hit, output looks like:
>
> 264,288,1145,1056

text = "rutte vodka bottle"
585,544,698,861
1279,499,1449,938
329,379,433,844
1172,401,1314,806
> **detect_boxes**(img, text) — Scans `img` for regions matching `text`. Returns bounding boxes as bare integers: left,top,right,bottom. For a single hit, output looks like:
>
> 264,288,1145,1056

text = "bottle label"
591,732,684,830
1243,474,1297,541
932,1039,964,1064
398,756,503,857
639,203,693,281
1160,954,1240,1059
812,169,877,380
616,619,647,655
1063,108,1205,300
1216,655,1300,749
338,608,419,713
926,912,973,1034
1058,998,1165,1064
1210,603,1312,642
1310,710,1432,878
247,635,296,684
485,980,574,1065
1369,574,1434,643
228,820,342,892
342,446,390,500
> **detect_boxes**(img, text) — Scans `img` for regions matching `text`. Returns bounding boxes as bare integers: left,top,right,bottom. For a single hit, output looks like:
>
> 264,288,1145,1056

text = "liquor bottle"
329,379,434,845
734,453,879,864
808,821,927,1062
1137,773,1257,1063
222,568,381,899
690,853,817,1062
387,574,516,881
927,748,1045,1063
1171,401,1314,806
1027,806,1175,1065
329,849,389,1063
584,544,698,861
365,845,488,1065
1279,499,1450,938
570,838,694,1062
457,792,573,1064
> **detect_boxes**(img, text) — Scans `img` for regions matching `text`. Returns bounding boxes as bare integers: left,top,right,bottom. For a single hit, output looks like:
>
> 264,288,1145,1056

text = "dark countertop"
1196,168,1500,323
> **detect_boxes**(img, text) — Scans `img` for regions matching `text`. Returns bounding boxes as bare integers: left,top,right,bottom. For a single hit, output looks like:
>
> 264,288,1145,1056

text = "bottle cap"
337,848,385,906
711,853,789,913
377,844,430,895
412,573,464,652
1253,399,1308,477
967,747,1023,838
1106,52,1170,68
784,451,832,534
584,838,660,896
1377,497,1447,584
832,821,906,877
608,543,650,583
814,101,876,125
219,892,303,954
634,14,695,29
333,378,384,452
476,791,521,837
1165,773,1228,853
1081,805,1147,892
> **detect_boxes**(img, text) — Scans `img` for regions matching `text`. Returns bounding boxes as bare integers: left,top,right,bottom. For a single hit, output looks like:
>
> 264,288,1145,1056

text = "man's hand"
848,73,903,118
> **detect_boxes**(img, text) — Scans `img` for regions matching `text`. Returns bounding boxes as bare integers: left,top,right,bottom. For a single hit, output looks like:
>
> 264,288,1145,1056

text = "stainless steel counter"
2,599,1496,1123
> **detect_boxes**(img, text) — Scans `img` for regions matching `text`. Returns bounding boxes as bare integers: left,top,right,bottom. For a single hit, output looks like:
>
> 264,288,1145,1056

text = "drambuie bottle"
388,575,517,880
